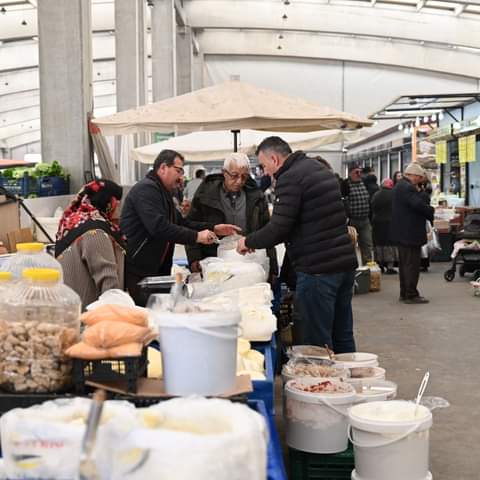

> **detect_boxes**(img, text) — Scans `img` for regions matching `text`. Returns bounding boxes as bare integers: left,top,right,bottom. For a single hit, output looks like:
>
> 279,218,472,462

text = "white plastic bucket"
345,367,386,389
155,310,241,396
333,352,379,368
285,379,357,454
348,400,433,480
353,380,398,403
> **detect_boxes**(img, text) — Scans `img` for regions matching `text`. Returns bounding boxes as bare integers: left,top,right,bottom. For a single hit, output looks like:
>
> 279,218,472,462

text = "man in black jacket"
237,137,358,353
121,149,240,306
186,152,278,277
390,163,434,304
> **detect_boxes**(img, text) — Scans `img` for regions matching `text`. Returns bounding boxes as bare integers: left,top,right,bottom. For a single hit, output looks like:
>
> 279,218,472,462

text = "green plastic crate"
289,444,354,480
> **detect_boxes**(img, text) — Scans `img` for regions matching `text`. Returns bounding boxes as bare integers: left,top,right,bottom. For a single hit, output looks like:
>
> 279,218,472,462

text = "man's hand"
237,236,255,255
214,224,242,237
197,229,217,245
190,261,202,273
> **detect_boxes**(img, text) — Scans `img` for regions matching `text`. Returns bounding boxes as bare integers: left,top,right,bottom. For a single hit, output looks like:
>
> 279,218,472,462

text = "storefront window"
443,140,462,197
380,155,388,180
390,151,400,176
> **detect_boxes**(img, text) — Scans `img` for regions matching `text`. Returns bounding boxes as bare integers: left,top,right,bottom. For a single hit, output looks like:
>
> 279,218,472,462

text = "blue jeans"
296,271,356,353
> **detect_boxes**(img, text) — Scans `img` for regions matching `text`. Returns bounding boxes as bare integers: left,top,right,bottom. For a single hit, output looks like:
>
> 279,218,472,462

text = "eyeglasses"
224,169,249,182
171,165,185,175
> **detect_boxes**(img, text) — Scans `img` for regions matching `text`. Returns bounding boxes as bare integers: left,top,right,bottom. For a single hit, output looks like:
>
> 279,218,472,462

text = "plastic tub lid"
349,400,432,434
16,242,45,253
22,268,60,283
154,308,241,328
334,352,378,363
285,379,356,405
346,367,386,382
353,380,398,400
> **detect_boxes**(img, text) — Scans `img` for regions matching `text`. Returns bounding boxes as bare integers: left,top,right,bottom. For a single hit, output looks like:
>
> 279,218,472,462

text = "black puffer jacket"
246,151,357,274
390,178,435,247
371,187,394,246
186,174,278,275
120,172,213,277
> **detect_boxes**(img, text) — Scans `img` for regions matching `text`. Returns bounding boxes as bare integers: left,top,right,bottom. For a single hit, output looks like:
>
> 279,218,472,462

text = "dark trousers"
398,245,421,299
295,271,356,353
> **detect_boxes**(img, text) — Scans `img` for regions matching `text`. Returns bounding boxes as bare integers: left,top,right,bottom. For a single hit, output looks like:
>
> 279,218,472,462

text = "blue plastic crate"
248,399,287,480
249,342,275,415
0,173,37,197
37,176,70,197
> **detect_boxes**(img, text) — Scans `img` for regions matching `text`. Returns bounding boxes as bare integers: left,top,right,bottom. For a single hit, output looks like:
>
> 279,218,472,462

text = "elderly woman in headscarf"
55,180,125,310
371,178,398,274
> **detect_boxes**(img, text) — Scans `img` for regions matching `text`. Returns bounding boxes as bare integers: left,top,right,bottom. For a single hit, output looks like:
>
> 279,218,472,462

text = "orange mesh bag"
81,304,148,327
83,320,151,349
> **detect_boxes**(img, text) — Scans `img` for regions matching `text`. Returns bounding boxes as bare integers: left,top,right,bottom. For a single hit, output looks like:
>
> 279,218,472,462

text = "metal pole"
231,130,240,152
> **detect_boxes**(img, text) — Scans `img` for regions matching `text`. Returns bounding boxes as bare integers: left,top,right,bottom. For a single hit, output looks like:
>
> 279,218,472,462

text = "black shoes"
402,296,430,304
385,268,398,275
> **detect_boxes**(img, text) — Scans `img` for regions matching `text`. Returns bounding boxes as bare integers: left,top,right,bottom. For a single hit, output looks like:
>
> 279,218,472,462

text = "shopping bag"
426,221,441,254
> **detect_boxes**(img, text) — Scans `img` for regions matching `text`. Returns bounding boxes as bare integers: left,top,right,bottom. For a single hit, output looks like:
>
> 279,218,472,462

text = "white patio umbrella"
131,129,365,164
92,80,373,136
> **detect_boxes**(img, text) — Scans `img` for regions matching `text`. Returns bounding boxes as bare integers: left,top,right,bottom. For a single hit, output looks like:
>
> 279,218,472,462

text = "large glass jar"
0,268,80,393
4,242,63,281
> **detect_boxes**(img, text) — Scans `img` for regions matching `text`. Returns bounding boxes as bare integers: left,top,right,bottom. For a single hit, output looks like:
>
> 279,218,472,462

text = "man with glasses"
186,152,277,278
121,149,239,305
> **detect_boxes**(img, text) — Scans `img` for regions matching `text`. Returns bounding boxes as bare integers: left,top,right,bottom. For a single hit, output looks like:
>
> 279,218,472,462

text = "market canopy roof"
92,81,373,136
131,129,365,164
370,92,480,121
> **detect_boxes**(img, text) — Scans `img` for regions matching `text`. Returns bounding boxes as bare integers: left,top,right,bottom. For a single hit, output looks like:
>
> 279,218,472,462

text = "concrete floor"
277,262,480,479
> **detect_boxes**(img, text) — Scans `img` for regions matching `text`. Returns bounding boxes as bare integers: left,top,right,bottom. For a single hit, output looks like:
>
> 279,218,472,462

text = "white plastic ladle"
415,371,430,415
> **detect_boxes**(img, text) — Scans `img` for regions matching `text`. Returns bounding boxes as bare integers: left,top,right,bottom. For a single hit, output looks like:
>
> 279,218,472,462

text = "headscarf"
382,178,394,189
55,180,126,257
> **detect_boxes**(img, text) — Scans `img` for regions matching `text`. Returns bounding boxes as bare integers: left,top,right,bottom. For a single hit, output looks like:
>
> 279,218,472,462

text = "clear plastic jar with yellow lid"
0,272,13,321
4,242,63,281
0,268,80,393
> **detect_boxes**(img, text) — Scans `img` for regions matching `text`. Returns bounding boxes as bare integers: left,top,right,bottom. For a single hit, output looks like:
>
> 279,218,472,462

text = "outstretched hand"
236,236,255,255
214,224,242,237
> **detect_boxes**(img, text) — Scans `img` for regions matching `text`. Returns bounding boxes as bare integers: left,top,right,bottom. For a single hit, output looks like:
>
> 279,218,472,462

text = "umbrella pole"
231,129,240,152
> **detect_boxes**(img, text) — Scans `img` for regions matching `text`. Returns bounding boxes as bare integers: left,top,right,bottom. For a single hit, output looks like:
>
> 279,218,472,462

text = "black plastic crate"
0,391,78,416
72,347,148,394
289,444,354,480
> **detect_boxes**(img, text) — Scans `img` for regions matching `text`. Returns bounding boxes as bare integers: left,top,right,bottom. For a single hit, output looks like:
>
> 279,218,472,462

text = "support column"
192,52,204,91
38,0,92,193
115,0,147,184
176,26,193,95
151,0,176,101
115,0,147,112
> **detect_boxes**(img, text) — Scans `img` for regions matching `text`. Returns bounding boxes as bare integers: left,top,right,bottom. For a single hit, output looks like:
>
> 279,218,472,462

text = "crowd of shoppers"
57,136,436,351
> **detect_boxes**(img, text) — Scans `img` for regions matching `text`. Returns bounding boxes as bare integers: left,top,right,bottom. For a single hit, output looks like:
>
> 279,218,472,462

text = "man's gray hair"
223,152,250,171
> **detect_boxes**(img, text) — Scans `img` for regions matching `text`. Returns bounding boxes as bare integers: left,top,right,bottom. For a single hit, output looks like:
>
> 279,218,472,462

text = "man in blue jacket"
390,163,435,304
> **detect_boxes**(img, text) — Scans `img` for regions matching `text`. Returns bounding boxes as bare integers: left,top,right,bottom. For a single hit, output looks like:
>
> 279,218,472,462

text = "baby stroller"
444,213,480,281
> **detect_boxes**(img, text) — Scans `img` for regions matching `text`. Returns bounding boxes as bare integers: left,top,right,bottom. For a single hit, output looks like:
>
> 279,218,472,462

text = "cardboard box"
0,196,20,252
